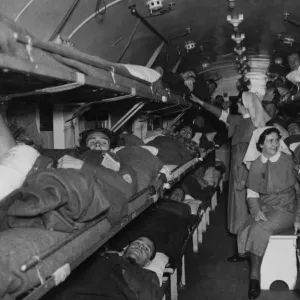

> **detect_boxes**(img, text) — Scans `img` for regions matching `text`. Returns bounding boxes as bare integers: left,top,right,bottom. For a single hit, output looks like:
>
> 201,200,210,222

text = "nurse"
190,92,269,261
238,127,300,299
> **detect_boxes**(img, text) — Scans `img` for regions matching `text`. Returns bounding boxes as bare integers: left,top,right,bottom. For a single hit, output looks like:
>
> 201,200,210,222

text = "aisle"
179,185,300,300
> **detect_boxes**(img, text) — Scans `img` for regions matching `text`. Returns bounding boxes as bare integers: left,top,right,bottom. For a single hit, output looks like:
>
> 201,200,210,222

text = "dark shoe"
248,278,261,299
227,253,248,262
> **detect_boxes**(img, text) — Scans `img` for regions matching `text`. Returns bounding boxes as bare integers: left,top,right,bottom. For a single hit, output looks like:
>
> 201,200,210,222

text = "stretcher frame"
16,155,204,300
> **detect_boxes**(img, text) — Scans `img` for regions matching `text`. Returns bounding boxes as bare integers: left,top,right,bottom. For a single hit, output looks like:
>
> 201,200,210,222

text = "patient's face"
179,126,193,140
288,54,300,71
170,188,185,202
264,103,277,118
124,237,155,267
86,132,110,151
288,123,300,136
194,116,205,129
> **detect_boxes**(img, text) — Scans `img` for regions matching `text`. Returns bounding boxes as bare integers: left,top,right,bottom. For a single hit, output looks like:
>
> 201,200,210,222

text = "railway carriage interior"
1,1,300,300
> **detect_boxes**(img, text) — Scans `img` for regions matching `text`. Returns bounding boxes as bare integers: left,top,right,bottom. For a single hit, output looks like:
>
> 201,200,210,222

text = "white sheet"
144,252,169,286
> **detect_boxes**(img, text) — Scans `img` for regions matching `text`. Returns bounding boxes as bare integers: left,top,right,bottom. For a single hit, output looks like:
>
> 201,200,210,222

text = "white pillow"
123,64,161,83
286,68,300,85
144,252,169,286
192,132,203,145
0,145,40,201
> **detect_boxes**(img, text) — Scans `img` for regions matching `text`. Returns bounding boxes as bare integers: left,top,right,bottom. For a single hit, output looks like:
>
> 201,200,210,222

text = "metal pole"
129,5,169,44
146,41,165,68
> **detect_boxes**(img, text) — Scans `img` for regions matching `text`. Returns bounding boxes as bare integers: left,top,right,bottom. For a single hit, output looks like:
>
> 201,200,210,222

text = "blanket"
1,169,111,232
56,253,161,300
147,135,192,165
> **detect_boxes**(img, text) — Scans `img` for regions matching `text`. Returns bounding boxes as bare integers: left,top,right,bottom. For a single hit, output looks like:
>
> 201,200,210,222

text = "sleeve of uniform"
247,188,260,216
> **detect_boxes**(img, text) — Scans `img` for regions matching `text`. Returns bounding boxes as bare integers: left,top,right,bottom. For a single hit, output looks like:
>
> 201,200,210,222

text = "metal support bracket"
66,87,137,122
111,100,145,132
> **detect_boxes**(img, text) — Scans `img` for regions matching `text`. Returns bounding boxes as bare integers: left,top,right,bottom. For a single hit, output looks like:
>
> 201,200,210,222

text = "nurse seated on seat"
237,127,300,300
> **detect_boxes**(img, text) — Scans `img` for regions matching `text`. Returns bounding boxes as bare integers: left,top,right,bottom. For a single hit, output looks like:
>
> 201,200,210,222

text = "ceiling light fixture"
238,63,248,70
231,33,245,44
227,13,244,28
236,55,247,63
146,0,164,14
227,0,236,9
185,40,196,52
234,46,246,55
283,35,295,47
275,57,283,65
201,61,209,69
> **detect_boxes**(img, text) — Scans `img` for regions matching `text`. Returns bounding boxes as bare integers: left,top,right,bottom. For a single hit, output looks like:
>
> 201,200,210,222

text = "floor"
179,184,300,300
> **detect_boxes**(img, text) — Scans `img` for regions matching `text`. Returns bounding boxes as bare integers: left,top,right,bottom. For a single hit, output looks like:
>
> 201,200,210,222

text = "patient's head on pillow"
80,128,113,151
124,236,156,267
169,188,186,203
178,125,194,140
288,122,300,136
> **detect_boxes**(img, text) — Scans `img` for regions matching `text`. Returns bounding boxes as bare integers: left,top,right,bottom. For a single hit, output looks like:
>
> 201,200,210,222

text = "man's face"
288,54,300,71
179,126,193,140
288,123,300,136
124,237,155,267
264,103,277,118
207,81,217,94
194,116,205,129
86,131,110,151
169,188,185,202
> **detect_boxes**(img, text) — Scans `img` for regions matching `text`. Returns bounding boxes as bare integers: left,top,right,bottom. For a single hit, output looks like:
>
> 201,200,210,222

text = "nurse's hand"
254,211,268,222
294,221,300,235
57,155,84,169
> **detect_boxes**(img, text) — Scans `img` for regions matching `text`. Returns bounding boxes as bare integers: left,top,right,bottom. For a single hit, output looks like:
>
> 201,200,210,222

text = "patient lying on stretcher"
0,127,142,232
53,236,162,300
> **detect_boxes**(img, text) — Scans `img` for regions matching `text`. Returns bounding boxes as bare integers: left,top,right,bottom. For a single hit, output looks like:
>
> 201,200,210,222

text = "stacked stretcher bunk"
0,13,223,300
0,141,214,300
0,12,189,105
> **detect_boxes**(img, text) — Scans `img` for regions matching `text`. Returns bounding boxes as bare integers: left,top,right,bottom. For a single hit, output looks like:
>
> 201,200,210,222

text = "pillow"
0,145,40,201
144,252,169,286
122,64,161,83
117,146,163,191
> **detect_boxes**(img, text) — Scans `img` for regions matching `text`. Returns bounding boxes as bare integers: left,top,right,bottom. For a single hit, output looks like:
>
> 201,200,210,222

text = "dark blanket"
1,150,140,232
1,169,111,232
147,136,192,165
181,174,214,201
56,253,161,300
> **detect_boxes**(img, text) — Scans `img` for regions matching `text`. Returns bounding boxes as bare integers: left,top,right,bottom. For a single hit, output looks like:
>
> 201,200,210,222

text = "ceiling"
1,0,300,98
